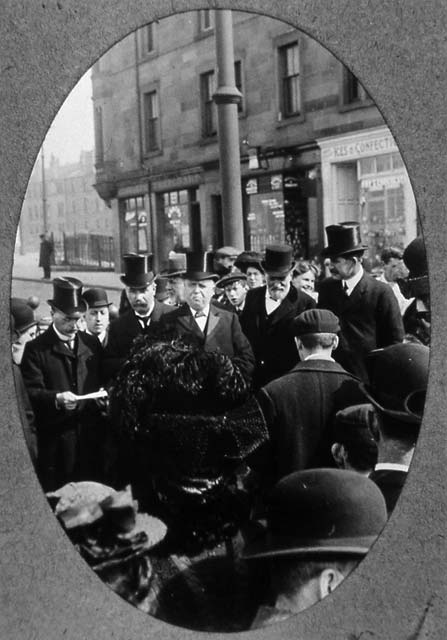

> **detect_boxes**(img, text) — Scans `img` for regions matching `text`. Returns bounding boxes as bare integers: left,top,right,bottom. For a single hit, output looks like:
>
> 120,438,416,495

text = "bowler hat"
120,253,155,287
11,298,37,334
182,251,219,281
160,253,187,277
261,245,295,276
216,270,247,289
234,251,264,273
243,469,387,560
82,288,111,308
362,343,429,423
322,222,368,258
292,309,340,336
402,237,429,297
47,277,86,317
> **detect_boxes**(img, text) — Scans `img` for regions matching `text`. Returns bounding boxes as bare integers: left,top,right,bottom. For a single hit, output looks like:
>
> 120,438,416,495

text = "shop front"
317,126,417,261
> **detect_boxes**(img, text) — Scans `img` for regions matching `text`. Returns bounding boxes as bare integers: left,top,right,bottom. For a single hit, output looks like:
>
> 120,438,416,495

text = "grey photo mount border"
0,1,445,638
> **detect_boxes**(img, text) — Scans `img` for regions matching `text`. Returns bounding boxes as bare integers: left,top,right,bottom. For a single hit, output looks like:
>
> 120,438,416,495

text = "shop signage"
361,175,404,190
246,178,258,195
284,176,298,188
327,136,398,161
271,174,282,190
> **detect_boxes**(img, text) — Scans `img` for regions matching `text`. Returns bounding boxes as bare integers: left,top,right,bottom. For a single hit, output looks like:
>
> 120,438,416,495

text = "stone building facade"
92,9,417,271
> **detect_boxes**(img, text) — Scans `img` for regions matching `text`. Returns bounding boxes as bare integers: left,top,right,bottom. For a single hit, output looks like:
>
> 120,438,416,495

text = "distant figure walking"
39,232,54,280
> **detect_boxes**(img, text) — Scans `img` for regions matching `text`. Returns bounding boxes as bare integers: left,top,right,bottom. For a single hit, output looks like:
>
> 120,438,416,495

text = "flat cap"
292,308,340,336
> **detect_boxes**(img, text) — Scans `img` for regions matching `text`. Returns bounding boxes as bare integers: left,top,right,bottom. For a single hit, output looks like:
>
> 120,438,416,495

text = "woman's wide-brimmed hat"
322,221,368,258
47,277,86,317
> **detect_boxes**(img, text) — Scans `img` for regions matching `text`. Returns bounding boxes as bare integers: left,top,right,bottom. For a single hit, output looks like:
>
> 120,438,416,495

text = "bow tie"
195,311,207,318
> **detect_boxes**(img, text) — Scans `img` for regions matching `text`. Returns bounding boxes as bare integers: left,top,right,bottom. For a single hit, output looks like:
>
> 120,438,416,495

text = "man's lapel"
177,304,204,337
342,274,368,311
206,305,220,340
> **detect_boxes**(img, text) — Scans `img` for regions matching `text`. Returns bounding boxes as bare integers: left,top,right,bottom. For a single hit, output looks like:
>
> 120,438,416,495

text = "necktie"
195,311,206,318
343,281,349,297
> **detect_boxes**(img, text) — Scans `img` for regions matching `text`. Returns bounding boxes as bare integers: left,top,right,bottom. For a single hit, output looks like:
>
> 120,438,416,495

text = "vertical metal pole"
41,146,48,233
213,10,244,248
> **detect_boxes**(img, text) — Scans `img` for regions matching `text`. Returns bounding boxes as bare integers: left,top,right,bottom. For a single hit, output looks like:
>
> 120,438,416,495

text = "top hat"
261,245,296,276
160,253,187,277
182,251,219,281
47,277,86,317
120,253,155,287
234,250,264,273
11,298,37,334
243,468,387,560
322,222,368,258
216,270,247,289
292,309,340,336
362,343,429,423
82,288,111,309
403,237,429,297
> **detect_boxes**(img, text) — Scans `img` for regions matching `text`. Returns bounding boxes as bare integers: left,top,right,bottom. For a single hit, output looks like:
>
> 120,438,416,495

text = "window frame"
142,87,162,156
278,40,302,119
200,70,217,138
339,65,373,111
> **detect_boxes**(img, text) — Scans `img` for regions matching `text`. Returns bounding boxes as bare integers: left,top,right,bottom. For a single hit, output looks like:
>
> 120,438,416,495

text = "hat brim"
182,271,219,281
160,269,186,278
121,273,155,287
47,300,86,317
321,244,368,258
360,383,422,424
261,261,296,277
17,320,38,334
243,534,375,560
84,301,112,308
216,275,247,288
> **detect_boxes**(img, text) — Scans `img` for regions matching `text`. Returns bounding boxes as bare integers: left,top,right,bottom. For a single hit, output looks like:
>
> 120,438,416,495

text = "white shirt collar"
304,353,335,362
188,304,210,318
374,462,409,473
87,328,107,344
343,265,364,295
52,324,75,343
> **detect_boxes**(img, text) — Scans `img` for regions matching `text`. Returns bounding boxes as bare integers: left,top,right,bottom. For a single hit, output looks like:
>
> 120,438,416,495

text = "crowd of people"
10,221,430,630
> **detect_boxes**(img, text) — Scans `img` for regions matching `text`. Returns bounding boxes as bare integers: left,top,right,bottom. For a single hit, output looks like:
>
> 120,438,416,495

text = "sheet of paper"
74,389,108,401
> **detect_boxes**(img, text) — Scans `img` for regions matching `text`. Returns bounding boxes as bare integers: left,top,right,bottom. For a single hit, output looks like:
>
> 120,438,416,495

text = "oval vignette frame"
1,1,446,638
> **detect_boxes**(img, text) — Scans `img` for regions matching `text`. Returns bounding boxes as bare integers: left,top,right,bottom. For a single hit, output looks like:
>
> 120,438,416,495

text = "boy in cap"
331,404,378,476
216,270,249,313
243,468,387,627
213,246,241,277
362,342,429,514
256,308,364,489
21,277,104,490
240,244,315,388
318,222,404,382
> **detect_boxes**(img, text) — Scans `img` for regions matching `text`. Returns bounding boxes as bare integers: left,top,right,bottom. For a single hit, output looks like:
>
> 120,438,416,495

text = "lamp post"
213,10,244,248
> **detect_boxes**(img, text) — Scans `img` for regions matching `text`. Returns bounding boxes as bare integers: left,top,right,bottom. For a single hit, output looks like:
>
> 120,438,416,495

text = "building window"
341,68,370,106
200,71,217,137
143,90,160,153
121,196,151,254
146,23,155,53
199,9,213,32
93,106,104,165
279,42,301,118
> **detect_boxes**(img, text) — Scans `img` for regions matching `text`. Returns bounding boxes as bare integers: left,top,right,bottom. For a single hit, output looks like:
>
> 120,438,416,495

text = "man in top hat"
331,404,378,476
103,253,173,381
159,253,187,307
216,270,249,314
361,342,429,515
234,251,265,289
20,277,104,490
239,244,316,388
255,309,364,489
158,251,255,381
318,222,404,382
82,288,112,347
243,468,387,627
400,236,430,345
213,246,242,277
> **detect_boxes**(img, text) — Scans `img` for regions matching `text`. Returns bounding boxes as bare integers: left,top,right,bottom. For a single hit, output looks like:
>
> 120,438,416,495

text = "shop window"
200,71,217,137
93,106,104,165
341,68,370,107
278,41,301,118
143,90,160,153
158,188,200,261
121,196,151,254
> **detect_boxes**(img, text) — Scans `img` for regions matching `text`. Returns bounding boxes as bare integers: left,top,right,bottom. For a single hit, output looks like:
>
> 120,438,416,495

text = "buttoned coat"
103,302,173,381
20,325,103,490
317,273,404,381
158,303,255,381
239,285,315,388
256,359,364,487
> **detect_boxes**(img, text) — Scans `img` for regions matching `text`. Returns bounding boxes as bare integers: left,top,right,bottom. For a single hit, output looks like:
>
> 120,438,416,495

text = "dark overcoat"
158,303,255,381
38,238,54,268
103,302,173,381
317,273,404,381
369,468,407,516
256,359,364,486
20,326,103,490
239,285,315,388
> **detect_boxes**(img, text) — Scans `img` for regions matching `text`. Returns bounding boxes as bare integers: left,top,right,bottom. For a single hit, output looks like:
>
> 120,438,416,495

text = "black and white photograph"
1,2,445,639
